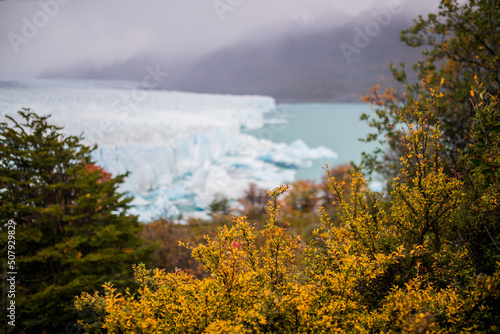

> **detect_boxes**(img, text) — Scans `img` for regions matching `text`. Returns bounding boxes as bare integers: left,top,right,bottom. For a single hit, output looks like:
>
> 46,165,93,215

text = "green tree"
362,0,500,179
209,194,231,216
0,110,152,333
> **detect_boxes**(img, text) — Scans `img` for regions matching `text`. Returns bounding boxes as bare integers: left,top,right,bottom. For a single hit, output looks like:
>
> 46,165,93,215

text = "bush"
362,0,500,180
76,87,500,333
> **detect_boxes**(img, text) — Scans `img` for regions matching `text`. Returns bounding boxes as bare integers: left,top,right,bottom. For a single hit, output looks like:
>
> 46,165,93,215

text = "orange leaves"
85,163,112,183
283,180,320,214
361,84,400,107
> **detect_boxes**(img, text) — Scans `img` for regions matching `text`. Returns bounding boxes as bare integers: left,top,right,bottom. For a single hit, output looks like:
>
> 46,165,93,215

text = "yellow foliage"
75,84,500,333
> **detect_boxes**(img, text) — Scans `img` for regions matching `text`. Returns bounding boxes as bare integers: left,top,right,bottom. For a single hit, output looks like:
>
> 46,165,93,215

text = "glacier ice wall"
0,80,337,222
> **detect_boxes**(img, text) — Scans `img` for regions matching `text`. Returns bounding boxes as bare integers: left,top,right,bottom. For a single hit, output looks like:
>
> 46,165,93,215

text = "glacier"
0,80,337,222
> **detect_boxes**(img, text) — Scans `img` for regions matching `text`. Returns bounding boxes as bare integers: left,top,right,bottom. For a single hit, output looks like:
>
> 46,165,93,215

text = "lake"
0,80,383,219
247,103,379,182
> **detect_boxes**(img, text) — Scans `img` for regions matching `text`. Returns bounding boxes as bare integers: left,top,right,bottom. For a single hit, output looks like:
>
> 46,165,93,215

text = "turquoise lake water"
248,103,379,182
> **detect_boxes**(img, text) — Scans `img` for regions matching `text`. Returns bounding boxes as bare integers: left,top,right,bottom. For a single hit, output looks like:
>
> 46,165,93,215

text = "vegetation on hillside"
1,0,499,332
74,79,500,332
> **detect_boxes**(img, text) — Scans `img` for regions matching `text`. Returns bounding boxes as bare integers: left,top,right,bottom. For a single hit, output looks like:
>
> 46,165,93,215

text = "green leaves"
469,81,500,186
362,0,500,180
0,110,152,333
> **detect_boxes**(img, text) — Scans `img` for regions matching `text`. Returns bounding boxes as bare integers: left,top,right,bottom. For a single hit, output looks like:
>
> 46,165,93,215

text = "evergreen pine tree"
0,109,151,333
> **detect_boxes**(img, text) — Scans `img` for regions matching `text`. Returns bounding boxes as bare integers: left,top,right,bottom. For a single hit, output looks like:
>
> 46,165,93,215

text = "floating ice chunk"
286,139,338,159
258,139,337,169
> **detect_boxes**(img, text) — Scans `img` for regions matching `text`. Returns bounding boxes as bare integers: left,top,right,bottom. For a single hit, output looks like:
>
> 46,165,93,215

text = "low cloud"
0,0,436,78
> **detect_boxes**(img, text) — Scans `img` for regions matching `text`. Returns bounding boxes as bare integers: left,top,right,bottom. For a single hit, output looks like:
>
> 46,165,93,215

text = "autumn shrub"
76,83,500,333
239,182,270,222
361,0,500,180
141,217,235,277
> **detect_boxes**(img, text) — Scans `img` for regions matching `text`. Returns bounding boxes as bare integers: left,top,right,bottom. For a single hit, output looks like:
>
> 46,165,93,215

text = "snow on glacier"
0,80,337,222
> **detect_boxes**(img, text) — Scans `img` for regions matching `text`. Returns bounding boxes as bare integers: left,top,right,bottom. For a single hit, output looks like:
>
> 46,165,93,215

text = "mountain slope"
40,7,422,102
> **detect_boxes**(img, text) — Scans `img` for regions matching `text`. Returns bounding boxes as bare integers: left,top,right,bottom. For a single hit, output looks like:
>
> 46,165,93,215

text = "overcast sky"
0,0,438,79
